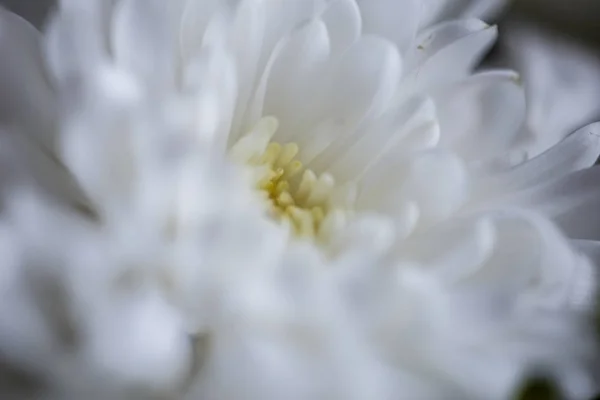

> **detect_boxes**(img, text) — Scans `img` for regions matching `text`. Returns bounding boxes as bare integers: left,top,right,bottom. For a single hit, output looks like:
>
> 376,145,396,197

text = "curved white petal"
327,95,437,181
405,18,490,72
401,150,469,225
183,45,238,149
179,0,224,62
459,210,592,314
321,0,361,54
401,22,497,95
570,240,600,311
43,0,112,88
356,0,420,52
472,122,600,200
86,290,192,392
507,166,600,241
502,22,600,158
263,19,331,143
305,36,402,172
0,129,88,210
259,0,328,69
435,70,525,162
358,150,469,225
112,0,179,91
228,0,267,140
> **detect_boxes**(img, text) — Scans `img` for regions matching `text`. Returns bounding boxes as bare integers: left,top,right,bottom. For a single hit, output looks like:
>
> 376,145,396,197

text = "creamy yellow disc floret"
230,117,352,242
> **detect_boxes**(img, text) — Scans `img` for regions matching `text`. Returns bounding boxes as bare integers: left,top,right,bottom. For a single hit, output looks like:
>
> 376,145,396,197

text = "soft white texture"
0,1,598,400
499,20,600,159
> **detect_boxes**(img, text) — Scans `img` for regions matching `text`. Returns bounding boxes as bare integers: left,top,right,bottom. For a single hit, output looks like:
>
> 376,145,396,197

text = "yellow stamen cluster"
230,117,346,241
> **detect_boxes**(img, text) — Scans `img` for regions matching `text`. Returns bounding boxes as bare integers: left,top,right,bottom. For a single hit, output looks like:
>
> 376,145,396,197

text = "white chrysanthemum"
0,1,598,400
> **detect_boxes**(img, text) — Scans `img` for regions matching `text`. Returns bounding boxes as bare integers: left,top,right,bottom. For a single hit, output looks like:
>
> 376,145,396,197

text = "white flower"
0,1,598,400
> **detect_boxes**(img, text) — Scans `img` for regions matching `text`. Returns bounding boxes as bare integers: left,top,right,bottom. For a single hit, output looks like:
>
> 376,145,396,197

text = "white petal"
58,67,148,210
400,217,496,283
405,18,490,72
179,0,224,62
243,19,314,136
356,0,420,52
305,36,402,172
433,217,496,284
472,123,600,200
228,0,267,140
44,0,112,88
321,0,361,54
502,22,600,158
112,0,178,91
569,240,599,311
292,118,347,165
358,150,469,226
183,45,238,149
331,213,395,255
254,0,327,79
263,19,331,143
397,150,469,225
0,9,56,149
435,70,525,162
327,96,437,181
320,36,402,126
511,167,600,241
401,22,497,95
460,211,573,296
260,0,326,56
0,129,88,209
87,291,191,392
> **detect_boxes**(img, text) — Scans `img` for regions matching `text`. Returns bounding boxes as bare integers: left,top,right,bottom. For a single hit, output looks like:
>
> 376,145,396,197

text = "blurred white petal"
0,1,596,400
502,21,600,158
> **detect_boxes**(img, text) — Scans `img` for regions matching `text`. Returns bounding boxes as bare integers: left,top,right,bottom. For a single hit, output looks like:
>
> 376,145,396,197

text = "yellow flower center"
230,117,353,242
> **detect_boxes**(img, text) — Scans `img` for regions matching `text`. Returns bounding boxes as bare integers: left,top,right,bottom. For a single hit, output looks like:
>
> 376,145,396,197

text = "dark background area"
1,0,53,28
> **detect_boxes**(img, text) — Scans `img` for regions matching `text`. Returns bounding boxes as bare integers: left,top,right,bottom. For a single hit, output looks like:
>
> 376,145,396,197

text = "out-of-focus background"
1,0,53,28
2,0,600,44
510,0,600,48
0,0,598,399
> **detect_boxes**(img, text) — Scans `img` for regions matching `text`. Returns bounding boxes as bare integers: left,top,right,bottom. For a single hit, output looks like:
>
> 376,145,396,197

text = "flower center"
230,117,352,242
